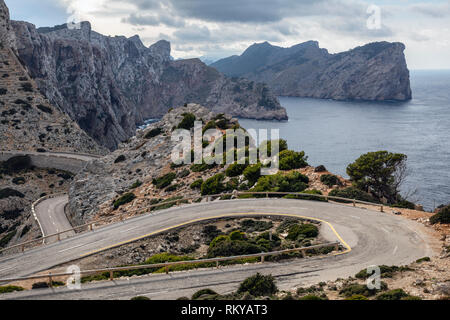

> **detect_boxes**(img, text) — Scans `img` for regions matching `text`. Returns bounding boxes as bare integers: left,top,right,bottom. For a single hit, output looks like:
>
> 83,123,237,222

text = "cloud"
123,13,185,27
411,2,450,18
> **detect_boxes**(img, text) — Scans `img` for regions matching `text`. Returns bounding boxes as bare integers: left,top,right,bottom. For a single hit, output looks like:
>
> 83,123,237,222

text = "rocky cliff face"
212,41,412,101
10,20,286,150
0,1,105,154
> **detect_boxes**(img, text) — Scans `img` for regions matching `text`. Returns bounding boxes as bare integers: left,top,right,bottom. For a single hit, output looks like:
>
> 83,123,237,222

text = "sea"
239,70,450,211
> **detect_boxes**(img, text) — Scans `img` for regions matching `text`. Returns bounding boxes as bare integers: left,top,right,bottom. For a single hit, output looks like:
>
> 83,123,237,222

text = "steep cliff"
0,2,104,154
11,21,287,150
212,41,412,102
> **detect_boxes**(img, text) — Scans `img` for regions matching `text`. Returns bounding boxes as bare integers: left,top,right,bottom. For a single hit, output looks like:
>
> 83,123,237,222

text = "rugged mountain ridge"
212,41,412,101
10,17,287,150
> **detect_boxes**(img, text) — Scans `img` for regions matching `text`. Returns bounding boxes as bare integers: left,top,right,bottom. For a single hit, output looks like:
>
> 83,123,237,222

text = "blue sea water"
239,70,450,211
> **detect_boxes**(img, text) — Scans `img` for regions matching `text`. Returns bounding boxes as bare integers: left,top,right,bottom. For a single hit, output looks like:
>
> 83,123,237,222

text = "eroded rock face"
11,21,287,150
212,41,412,101
0,0,15,50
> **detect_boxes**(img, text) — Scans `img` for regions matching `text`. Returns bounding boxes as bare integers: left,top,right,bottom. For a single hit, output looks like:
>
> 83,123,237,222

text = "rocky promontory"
212,41,412,101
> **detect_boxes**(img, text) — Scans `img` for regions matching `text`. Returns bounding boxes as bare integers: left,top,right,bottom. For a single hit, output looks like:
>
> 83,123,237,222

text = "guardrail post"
300,249,306,258
57,233,60,242
21,244,25,253
109,271,114,281
89,224,93,231
380,206,384,212
261,256,265,263
353,200,356,207
165,266,169,274
216,261,219,268
334,243,339,251
266,192,269,198
48,272,53,288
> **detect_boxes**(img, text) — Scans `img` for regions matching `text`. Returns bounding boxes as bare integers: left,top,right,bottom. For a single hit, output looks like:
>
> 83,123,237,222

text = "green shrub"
144,127,163,139
416,257,431,263
0,88,7,95
114,155,126,163
190,162,215,172
202,225,222,243
376,289,408,300
286,223,318,240
208,239,261,258
226,163,248,177
252,171,309,194
345,295,369,300
237,273,278,297
0,285,24,294
279,150,308,170
178,169,190,178
190,179,203,189
329,187,377,203
339,282,387,297
192,289,217,300
177,113,196,130
21,82,33,92
201,174,226,195
0,188,25,199
113,192,136,209
165,184,179,192
130,296,150,300
320,174,340,187
355,265,412,279
392,199,416,209
239,219,273,233
229,230,246,241
430,205,450,224
130,180,143,189
152,172,176,189
243,163,262,185
299,295,326,300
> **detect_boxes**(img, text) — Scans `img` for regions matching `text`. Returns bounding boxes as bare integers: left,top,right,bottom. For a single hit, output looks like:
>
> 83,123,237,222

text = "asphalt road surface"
0,198,435,300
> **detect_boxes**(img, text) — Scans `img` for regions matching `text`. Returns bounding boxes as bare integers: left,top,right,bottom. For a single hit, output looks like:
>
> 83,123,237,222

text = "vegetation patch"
237,273,278,297
430,205,450,224
144,127,163,139
329,187,377,203
0,285,24,294
152,172,176,189
113,192,136,210
177,113,196,130
114,155,126,163
0,188,25,199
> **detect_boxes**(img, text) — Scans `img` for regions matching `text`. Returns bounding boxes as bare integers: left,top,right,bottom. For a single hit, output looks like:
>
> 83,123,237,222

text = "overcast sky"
5,0,450,69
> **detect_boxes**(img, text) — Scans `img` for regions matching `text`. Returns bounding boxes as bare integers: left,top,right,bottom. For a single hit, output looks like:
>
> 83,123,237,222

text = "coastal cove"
239,70,450,211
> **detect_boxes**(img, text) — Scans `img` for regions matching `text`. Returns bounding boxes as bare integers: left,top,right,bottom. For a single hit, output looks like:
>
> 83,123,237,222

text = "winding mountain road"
0,198,435,300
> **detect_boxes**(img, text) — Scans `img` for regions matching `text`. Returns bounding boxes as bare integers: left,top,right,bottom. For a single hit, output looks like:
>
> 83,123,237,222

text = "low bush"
190,179,203,189
177,113,196,130
430,205,450,224
144,127,163,139
239,219,273,233
259,139,288,157
355,265,412,279
130,296,150,300
1,155,32,174
329,187,377,203
192,289,217,300
202,225,222,243
152,172,176,189
392,199,416,209
177,169,190,178
376,289,409,300
237,273,278,297
201,174,226,196
298,295,326,300
0,285,24,294
21,82,33,92
202,120,216,134
114,155,126,163
130,180,143,189
243,163,262,186
416,257,431,263
286,223,318,240
339,282,387,297
113,192,136,209
0,88,7,95
225,163,248,177
190,162,215,172
279,150,308,170
320,174,340,187
251,171,309,194
165,184,179,192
